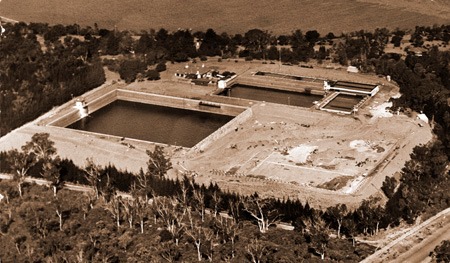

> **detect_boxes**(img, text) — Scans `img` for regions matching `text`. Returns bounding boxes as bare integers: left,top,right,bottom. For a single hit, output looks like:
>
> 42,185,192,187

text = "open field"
0,60,433,209
0,0,449,34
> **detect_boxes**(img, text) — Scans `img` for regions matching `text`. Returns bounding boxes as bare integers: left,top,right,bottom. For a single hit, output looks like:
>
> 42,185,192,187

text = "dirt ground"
0,60,433,209
1,0,448,35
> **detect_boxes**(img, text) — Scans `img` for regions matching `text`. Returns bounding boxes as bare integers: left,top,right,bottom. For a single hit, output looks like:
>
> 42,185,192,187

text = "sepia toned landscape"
0,1,450,262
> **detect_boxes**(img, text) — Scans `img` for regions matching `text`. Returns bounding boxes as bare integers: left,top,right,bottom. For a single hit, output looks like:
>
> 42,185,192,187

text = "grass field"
0,0,449,34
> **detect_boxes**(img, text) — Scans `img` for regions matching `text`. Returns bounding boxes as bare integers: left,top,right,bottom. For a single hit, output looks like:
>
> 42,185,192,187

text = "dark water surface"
68,100,234,147
220,84,322,107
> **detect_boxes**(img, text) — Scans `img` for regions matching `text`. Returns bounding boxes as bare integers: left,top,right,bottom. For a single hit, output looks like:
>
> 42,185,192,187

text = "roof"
331,81,378,92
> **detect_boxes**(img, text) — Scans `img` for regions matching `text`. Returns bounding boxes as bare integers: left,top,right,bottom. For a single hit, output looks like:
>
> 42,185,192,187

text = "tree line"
0,133,376,262
1,21,449,135
1,128,449,261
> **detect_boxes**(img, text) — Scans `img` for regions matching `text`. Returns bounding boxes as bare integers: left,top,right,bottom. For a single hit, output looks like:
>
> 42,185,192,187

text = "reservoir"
219,84,322,107
67,100,234,147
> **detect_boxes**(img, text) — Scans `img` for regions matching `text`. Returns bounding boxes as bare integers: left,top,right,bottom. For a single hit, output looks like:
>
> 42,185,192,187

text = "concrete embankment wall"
49,88,246,127
190,107,253,153
87,90,117,114
48,110,82,127
117,90,246,116
48,89,117,127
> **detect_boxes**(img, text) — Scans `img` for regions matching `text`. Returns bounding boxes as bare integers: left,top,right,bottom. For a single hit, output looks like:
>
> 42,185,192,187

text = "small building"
417,113,429,124
74,98,88,117
347,66,359,73
218,80,227,89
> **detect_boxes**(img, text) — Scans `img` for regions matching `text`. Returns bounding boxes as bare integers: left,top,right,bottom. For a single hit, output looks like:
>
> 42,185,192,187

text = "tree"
381,176,398,199
145,69,160,81
305,30,320,45
155,61,167,72
242,194,280,233
119,59,146,83
21,133,57,161
83,158,102,199
342,218,357,247
304,215,330,260
213,217,240,259
246,238,269,263
41,156,62,197
210,190,222,218
133,169,151,201
160,241,182,262
135,32,154,54
192,187,206,222
432,240,450,263
7,149,36,197
105,194,122,228
81,192,96,220
186,224,215,262
146,146,172,177
243,29,270,55
53,200,64,231
326,204,347,239
121,198,136,229
134,197,149,234
356,197,384,235
154,197,185,246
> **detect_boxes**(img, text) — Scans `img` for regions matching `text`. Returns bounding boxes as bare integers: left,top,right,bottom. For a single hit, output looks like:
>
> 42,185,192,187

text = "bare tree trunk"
231,237,235,258
337,221,342,239
15,244,21,254
195,241,201,261
18,183,23,198
56,210,63,231
140,220,144,234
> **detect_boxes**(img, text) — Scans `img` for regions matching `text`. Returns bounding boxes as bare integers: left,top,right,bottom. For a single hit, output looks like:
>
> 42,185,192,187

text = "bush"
119,59,146,83
146,70,160,81
155,62,167,72
200,55,208,61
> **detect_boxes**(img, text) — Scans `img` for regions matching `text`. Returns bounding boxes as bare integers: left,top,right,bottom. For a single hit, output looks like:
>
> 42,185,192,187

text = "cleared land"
0,0,449,34
0,60,433,209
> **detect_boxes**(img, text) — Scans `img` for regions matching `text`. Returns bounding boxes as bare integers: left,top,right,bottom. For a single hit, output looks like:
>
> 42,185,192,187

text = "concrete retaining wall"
48,110,82,127
190,107,253,152
117,90,245,116
49,88,246,128
87,90,117,113
48,89,117,127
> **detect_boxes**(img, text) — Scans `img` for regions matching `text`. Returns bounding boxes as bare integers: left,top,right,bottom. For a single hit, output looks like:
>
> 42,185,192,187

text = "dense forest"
0,21,449,261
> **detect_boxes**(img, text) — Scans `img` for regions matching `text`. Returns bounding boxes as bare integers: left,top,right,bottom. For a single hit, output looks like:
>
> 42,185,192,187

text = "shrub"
155,62,167,72
146,70,160,81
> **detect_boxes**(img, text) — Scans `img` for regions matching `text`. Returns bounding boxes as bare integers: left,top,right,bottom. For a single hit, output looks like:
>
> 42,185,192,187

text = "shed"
347,66,359,73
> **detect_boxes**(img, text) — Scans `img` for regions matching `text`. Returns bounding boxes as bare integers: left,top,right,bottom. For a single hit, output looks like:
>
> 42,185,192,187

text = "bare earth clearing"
0,0,449,34
0,60,432,209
